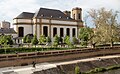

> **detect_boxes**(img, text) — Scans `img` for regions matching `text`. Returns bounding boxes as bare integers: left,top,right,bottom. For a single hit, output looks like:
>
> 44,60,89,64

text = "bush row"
0,47,71,54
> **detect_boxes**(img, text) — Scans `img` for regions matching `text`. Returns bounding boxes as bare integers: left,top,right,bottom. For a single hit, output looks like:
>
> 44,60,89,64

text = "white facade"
15,24,33,36
13,18,79,42
13,7,83,43
51,20,77,25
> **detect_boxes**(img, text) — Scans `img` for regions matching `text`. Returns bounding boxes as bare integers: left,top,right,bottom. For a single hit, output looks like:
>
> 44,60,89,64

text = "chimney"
63,11,71,17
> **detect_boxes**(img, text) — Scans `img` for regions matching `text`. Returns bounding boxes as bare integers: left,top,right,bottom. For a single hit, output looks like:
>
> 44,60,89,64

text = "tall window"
66,28,70,36
53,27,57,37
18,27,24,37
73,14,75,19
43,26,48,37
72,28,76,37
60,28,64,37
78,13,81,19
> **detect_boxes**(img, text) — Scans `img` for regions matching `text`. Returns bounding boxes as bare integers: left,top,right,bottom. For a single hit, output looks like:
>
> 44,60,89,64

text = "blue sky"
0,0,120,27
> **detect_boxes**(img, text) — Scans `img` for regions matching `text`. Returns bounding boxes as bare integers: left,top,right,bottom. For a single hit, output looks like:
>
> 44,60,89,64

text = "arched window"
60,28,64,37
43,26,48,37
18,27,24,37
53,27,57,37
66,28,70,36
72,28,76,37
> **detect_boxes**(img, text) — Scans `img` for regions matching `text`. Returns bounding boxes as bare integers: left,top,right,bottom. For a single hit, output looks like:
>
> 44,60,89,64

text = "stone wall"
33,57,120,74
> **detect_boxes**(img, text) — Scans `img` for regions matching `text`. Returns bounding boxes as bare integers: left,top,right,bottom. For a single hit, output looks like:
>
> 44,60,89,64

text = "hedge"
0,47,71,54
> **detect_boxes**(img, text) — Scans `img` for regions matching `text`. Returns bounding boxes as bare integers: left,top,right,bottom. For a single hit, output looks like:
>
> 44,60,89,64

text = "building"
13,7,83,43
0,21,16,35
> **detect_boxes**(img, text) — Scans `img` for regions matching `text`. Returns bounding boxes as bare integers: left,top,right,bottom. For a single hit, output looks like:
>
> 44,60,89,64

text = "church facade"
13,7,83,43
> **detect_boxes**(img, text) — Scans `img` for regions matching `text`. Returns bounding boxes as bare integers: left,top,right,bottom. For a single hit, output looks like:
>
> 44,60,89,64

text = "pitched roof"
15,8,74,20
34,8,73,20
0,28,16,34
15,12,34,19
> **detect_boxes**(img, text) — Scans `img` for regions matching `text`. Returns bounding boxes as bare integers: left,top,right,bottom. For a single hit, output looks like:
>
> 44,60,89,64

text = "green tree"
53,35,59,47
75,66,81,74
23,35,27,43
26,35,32,43
7,35,13,45
79,27,94,46
0,35,13,45
72,37,78,45
23,34,33,43
46,36,51,43
39,35,46,44
64,36,72,47
31,35,38,47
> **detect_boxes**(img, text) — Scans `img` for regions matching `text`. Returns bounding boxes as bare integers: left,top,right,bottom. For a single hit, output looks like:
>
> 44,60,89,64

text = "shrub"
23,34,33,43
39,35,46,44
46,36,51,43
86,67,107,74
72,37,79,44
107,65,120,70
0,35,13,45
31,35,38,47
64,36,73,47
0,47,72,54
53,35,60,47
75,66,81,74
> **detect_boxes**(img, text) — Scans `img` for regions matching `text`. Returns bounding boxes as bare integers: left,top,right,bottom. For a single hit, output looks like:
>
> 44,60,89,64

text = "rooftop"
15,8,74,20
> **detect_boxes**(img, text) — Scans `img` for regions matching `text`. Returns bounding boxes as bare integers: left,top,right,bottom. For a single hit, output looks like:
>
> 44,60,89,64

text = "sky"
0,0,120,27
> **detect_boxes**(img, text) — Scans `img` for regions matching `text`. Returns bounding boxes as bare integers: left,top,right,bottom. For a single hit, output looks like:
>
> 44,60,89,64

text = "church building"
13,7,83,43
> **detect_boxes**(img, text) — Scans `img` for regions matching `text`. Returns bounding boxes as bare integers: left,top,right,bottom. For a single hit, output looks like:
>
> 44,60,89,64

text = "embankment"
33,56,120,74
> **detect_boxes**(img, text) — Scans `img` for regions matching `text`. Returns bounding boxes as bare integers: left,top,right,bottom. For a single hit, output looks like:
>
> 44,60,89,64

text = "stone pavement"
0,63,57,74
0,55,120,74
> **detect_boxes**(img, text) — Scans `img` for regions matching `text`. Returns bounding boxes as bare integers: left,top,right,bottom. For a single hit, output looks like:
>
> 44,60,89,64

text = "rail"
0,46,120,61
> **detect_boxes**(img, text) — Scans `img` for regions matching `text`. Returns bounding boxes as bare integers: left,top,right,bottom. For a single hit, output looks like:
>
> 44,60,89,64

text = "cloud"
0,0,39,22
0,0,119,27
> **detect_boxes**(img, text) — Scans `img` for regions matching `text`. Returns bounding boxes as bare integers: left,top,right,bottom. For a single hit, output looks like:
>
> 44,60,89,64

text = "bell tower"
72,7,82,21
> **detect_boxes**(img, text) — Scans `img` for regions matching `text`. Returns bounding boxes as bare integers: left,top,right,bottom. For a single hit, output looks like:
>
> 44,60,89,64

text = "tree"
26,35,32,43
31,35,38,47
53,35,59,47
23,34,33,43
72,37,78,45
39,35,46,44
79,27,94,46
64,36,72,47
6,35,13,45
46,36,51,43
0,35,13,45
88,8,120,47
23,35,27,43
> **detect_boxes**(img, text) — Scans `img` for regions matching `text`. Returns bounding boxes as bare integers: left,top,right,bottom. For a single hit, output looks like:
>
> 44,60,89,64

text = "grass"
81,65,120,74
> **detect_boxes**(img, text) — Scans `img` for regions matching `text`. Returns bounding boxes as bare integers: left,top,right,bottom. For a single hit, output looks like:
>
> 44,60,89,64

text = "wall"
17,24,33,36
33,57,120,74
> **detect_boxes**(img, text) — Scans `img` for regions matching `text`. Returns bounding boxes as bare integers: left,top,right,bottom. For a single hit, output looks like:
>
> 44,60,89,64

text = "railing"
0,46,120,61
